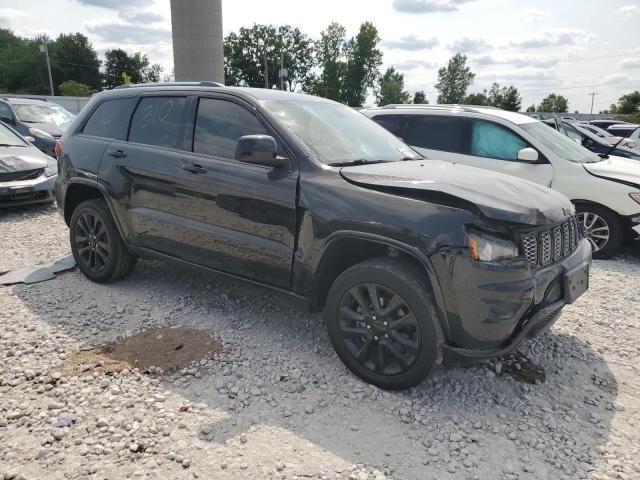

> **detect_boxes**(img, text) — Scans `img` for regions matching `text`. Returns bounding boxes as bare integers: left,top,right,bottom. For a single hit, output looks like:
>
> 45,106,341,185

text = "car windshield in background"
261,100,420,165
0,123,26,146
14,103,75,126
521,122,602,164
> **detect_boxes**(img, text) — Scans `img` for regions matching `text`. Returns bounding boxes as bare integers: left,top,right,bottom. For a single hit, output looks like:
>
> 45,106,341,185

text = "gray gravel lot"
1,205,639,480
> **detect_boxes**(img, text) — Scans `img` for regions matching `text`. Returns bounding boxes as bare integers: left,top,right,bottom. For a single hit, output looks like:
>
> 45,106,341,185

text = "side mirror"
235,135,284,168
24,136,36,143
517,147,539,163
0,116,14,125
582,138,594,148
627,140,637,148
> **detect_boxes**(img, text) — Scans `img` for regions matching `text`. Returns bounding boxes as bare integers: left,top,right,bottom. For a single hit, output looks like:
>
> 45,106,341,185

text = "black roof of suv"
54,84,591,389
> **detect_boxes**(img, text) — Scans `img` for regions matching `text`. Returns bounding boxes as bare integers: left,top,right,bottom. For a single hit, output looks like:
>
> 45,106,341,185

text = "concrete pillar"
170,0,224,83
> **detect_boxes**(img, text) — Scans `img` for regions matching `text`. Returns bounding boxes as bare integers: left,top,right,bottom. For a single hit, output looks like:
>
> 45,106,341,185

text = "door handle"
182,163,207,174
107,149,127,158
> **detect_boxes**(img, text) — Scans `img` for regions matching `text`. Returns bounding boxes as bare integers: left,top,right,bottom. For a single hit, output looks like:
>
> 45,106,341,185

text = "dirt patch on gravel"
498,352,546,384
56,328,222,376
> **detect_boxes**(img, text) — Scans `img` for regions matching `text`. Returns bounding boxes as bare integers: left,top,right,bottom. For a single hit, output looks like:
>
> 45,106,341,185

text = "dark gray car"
0,122,57,207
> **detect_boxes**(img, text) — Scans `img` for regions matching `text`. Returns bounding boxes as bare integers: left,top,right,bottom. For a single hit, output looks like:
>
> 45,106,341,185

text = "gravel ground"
1,205,639,480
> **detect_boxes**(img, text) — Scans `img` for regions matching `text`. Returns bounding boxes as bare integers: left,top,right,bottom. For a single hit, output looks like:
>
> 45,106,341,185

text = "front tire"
575,204,623,260
324,258,443,390
70,199,136,283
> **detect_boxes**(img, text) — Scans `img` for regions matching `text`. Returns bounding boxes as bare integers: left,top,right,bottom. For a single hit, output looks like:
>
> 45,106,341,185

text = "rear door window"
193,98,268,159
371,114,410,136
82,98,136,140
403,115,469,154
129,97,188,149
470,120,529,161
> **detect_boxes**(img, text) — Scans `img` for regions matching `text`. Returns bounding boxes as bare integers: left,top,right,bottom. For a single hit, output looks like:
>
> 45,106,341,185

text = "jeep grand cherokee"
55,83,591,390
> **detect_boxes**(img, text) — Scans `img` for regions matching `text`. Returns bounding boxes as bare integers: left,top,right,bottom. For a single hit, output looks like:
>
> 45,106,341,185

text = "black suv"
55,83,591,390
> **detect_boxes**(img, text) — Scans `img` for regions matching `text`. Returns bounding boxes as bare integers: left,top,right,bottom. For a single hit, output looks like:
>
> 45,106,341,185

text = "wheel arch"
308,231,451,338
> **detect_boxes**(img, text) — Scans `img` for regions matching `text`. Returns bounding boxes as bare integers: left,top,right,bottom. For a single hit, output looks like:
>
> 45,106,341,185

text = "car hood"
25,122,68,136
340,160,574,226
0,146,48,173
583,155,640,187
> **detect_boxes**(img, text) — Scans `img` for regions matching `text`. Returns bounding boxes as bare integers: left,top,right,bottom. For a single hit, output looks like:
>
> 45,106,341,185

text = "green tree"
614,91,640,114
488,83,521,111
224,24,314,91
103,49,160,89
375,67,410,106
412,90,428,104
526,104,536,112
0,29,52,94
304,21,382,106
49,33,101,92
464,91,489,105
435,53,475,104
538,93,569,113
58,80,91,96
342,22,383,106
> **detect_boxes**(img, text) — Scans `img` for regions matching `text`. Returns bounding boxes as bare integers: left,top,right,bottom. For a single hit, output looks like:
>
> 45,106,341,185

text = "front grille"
0,168,44,183
522,216,581,269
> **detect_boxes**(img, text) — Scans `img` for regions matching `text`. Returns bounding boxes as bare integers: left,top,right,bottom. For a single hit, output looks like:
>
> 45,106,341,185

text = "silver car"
0,122,57,207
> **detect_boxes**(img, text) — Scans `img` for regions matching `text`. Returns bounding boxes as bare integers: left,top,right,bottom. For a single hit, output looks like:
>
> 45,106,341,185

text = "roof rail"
0,95,48,102
379,103,502,113
114,81,224,90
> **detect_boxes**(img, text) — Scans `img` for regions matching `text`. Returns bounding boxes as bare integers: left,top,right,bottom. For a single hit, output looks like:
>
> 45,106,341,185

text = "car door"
419,118,554,187
169,95,298,288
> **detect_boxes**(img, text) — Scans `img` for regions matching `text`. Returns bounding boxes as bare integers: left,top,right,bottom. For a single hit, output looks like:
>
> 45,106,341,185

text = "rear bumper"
0,175,56,207
432,238,592,358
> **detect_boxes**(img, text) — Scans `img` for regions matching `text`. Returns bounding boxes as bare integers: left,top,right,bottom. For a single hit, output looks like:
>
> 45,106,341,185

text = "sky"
0,0,639,112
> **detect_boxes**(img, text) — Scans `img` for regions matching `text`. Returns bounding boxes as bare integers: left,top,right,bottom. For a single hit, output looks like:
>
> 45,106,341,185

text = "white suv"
362,105,640,258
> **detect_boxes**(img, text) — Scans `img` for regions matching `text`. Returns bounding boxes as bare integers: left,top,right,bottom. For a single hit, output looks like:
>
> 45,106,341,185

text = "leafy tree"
49,33,101,92
487,83,521,111
613,91,640,114
0,29,52,94
435,53,475,104
304,21,382,106
412,90,428,104
375,67,410,106
103,49,161,89
224,24,314,91
526,104,536,112
464,91,489,106
342,22,383,106
538,93,569,113
58,80,91,96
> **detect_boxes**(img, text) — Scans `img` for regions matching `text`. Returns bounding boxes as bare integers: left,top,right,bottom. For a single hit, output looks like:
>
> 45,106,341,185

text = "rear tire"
70,199,135,283
324,257,443,390
575,204,622,260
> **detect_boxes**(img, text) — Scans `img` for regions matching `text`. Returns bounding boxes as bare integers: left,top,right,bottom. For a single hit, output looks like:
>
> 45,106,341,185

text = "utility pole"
264,46,268,89
588,92,598,115
280,52,284,90
39,43,54,96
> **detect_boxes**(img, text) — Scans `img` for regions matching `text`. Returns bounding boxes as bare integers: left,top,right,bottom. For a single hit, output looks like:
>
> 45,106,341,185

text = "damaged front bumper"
0,174,56,207
431,238,592,362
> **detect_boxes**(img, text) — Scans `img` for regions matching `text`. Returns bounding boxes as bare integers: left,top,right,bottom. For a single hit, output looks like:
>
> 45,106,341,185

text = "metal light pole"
264,46,269,89
39,43,54,96
588,92,598,115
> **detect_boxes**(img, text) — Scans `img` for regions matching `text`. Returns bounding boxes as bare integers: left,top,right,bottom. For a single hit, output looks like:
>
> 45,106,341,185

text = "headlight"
45,161,58,177
467,231,519,262
28,127,54,139
630,193,640,206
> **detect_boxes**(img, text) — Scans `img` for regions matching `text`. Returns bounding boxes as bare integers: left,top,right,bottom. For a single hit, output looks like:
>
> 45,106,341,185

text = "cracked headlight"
467,231,519,262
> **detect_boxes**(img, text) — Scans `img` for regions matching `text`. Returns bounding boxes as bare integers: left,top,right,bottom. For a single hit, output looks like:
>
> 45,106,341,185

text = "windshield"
0,123,27,146
261,100,420,164
14,102,75,125
520,121,602,163
581,124,613,138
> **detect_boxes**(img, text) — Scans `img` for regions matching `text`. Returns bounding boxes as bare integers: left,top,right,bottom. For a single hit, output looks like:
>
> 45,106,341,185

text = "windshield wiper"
327,159,390,167
0,143,24,147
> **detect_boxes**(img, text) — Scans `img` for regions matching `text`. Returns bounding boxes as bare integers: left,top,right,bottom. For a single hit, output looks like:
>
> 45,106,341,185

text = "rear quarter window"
82,97,137,140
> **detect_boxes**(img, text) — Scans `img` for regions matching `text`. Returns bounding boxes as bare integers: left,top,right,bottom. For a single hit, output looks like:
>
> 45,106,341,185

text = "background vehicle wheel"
70,199,136,283
324,257,443,390
575,204,623,260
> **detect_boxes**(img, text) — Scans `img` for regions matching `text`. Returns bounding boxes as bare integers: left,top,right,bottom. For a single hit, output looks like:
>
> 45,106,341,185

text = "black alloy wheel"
74,212,111,274
338,283,421,376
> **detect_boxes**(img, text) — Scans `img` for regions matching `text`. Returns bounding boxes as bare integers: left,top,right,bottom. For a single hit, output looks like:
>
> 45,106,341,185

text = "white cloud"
76,0,153,8
519,7,549,22
619,4,639,14
448,37,491,54
392,0,475,14
118,11,165,24
620,57,640,69
0,8,28,27
391,59,437,70
602,73,630,85
86,22,171,44
510,30,596,49
382,35,438,50
473,54,560,69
